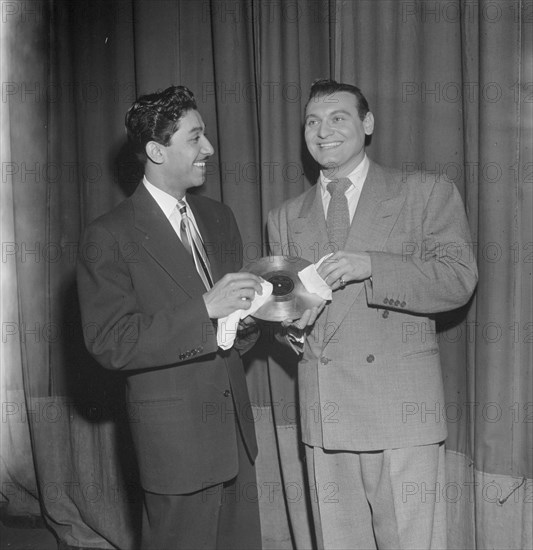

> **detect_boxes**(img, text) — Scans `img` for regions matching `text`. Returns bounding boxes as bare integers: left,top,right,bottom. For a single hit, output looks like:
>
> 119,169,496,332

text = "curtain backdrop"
2,0,531,548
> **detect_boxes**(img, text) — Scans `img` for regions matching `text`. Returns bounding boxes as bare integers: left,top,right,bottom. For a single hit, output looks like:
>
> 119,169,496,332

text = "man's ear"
363,112,374,135
145,141,164,164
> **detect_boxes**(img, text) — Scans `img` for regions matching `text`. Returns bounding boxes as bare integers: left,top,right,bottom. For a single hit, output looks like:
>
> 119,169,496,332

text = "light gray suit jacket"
268,160,478,451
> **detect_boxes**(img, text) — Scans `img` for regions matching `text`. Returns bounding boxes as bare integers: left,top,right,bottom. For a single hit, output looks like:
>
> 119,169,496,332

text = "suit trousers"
141,424,261,550
305,442,446,550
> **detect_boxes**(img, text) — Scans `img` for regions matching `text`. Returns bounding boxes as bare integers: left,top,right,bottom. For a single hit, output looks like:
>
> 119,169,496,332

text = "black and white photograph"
1,1,531,549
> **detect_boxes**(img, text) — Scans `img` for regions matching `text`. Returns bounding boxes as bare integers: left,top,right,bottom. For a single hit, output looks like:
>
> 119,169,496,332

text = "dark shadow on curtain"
109,140,144,198
57,281,142,547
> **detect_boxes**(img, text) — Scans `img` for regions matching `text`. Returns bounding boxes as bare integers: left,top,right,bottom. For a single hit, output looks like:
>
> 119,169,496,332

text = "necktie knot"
177,200,187,217
327,177,352,197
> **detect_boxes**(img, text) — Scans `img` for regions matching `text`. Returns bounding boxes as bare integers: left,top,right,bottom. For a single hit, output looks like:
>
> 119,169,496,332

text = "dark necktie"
326,177,352,250
173,201,213,290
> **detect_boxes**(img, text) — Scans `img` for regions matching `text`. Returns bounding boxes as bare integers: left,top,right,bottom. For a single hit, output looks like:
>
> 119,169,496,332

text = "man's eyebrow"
305,109,352,120
188,125,205,134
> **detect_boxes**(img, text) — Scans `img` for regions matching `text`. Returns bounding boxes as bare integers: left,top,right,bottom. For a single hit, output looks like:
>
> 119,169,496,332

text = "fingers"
281,302,325,330
239,288,257,301
316,251,372,284
230,283,259,310
317,253,350,288
317,264,344,288
223,272,264,295
294,309,313,329
306,303,326,325
317,254,342,280
204,272,265,319
308,303,325,323
282,311,310,329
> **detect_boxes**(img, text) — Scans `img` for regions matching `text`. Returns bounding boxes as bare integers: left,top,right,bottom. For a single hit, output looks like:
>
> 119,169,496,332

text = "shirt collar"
320,154,369,192
143,176,188,219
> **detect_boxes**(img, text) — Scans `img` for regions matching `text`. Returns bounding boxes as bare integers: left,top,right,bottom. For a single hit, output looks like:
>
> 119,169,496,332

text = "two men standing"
77,80,477,549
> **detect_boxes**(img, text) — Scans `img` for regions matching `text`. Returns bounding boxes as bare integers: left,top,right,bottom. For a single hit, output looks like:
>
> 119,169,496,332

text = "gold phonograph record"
242,256,324,321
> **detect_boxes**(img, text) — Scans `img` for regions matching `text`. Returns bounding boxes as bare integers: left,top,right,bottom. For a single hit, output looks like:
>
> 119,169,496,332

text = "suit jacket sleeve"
365,175,478,313
77,221,219,372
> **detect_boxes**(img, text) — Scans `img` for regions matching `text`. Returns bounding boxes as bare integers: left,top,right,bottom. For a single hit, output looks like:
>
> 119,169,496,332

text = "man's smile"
318,141,343,149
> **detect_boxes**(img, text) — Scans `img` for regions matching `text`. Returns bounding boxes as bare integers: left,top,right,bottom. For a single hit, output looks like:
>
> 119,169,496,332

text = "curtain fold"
0,7,41,519
253,4,331,547
1,0,530,548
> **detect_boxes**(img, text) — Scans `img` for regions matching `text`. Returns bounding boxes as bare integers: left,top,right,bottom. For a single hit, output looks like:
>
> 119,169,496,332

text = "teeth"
193,162,206,167
319,142,341,149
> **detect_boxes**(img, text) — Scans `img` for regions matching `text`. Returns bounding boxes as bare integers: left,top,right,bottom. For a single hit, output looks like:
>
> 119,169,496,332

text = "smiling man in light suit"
268,80,478,549
77,86,263,549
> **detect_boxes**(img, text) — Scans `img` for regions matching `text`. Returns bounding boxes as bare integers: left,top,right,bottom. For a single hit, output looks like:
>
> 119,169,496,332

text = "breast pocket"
401,347,439,359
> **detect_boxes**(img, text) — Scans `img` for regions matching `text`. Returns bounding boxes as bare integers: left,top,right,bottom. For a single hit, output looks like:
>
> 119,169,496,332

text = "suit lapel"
131,185,206,296
324,162,406,345
290,186,329,264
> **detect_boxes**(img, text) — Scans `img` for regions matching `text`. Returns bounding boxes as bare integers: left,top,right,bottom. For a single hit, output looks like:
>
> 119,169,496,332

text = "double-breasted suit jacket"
268,160,478,451
77,183,257,494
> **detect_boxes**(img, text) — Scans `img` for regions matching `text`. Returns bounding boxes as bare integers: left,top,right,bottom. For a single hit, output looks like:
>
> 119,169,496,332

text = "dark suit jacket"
77,183,257,494
268,160,478,451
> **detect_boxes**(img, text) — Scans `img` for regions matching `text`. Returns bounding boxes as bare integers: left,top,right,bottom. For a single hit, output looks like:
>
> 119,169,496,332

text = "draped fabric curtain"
2,0,531,548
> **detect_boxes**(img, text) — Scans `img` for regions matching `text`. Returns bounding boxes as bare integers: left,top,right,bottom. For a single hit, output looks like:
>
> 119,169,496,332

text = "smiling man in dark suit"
77,85,263,549
268,80,478,549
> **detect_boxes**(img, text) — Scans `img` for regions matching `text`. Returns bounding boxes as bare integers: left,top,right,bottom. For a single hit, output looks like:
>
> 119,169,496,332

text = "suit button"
320,356,331,365
383,298,389,305
366,354,375,363
382,310,389,318
401,301,406,307
198,346,203,352
223,389,231,397
394,300,400,306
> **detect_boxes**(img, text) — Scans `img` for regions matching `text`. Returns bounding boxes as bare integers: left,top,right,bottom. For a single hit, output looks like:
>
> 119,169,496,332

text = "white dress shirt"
143,176,204,243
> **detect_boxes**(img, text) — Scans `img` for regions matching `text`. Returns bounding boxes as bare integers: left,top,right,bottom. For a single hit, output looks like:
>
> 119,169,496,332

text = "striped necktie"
174,201,213,290
326,177,352,250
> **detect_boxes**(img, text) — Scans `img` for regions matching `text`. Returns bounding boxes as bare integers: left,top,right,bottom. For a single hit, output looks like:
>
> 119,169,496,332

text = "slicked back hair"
125,85,198,163
305,79,370,121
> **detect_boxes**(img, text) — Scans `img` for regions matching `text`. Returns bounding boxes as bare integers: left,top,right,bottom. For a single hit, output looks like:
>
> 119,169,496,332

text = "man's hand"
233,315,261,355
203,273,264,319
317,251,372,290
281,302,326,338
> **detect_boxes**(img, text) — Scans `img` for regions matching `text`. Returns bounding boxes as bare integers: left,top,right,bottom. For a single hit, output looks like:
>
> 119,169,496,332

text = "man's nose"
202,137,215,156
317,120,333,138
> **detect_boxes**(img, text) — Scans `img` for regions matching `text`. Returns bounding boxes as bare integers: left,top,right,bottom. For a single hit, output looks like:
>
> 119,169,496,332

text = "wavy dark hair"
306,79,370,121
125,85,197,163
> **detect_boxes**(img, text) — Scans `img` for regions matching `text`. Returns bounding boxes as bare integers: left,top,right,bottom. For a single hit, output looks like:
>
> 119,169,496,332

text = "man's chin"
183,179,205,193
320,162,342,177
